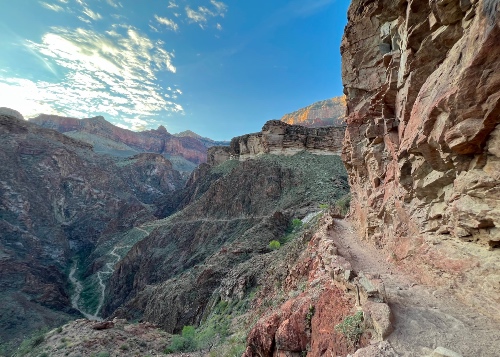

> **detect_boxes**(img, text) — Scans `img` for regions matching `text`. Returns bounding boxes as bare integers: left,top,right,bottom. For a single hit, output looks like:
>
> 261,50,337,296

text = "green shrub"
335,194,351,216
15,328,48,356
268,240,281,250
334,311,364,346
291,218,302,229
319,203,330,210
164,325,197,353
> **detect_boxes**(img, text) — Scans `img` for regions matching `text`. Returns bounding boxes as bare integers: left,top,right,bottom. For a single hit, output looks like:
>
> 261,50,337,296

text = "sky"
0,0,350,140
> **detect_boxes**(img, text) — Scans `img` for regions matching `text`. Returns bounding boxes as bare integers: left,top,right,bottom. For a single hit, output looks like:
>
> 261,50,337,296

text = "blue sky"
0,0,350,140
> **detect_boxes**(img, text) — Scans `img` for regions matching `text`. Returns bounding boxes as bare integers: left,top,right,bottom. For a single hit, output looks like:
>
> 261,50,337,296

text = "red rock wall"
341,0,499,310
342,0,500,246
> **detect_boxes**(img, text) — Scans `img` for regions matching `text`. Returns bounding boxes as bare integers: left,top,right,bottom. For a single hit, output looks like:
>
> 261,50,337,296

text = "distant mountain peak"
156,125,168,134
174,130,203,139
280,95,346,128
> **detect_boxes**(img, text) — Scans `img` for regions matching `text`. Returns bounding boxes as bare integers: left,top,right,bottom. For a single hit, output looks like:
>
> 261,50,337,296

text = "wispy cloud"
216,23,222,31
185,0,227,29
210,0,227,15
155,15,179,32
82,7,102,20
168,1,178,9
106,0,121,8
39,1,64,12
0,26,182,130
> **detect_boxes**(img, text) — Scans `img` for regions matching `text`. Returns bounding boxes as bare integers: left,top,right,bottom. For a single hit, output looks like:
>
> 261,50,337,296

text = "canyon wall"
30,114,219,165
280,96,347,128
342,0,499,309
208,120,346,166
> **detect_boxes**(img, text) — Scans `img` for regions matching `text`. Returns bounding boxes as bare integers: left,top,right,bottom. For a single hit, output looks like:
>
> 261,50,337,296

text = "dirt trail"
95,245,131,316
330,219,500,357
69,262,101,321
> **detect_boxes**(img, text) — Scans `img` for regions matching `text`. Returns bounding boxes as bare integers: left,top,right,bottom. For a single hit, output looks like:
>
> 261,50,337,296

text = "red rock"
341,0,500,314
92,321,115,330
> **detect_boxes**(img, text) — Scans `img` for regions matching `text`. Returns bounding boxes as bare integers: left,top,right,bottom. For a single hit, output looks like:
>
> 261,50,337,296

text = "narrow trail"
94,245,131,317
330,219,500,357
69,262,101,321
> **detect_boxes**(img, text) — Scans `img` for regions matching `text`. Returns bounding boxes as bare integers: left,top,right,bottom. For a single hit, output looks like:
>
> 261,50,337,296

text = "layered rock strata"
208,120,346,166
280,96,347,128
30,114,227,166
341,0,500,311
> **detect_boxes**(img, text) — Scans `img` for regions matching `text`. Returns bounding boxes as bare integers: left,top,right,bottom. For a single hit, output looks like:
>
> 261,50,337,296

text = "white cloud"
0,26,182,129
83,7,102,20
154,15,179,32
106,0,120,8
185,1,227,29
39,2,64,12
216,23,222,30
168,1,178,8
186,6,208,24
210,0,227,15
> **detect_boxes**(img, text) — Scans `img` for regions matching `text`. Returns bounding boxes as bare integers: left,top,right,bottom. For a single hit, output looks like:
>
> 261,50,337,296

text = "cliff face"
30,114,222,167
342,0,499,311
280,97,347,128
208,120,346,166
0,112,183,346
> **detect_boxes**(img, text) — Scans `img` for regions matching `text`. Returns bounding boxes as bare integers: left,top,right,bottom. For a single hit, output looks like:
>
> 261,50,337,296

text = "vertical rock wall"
342,0,499,247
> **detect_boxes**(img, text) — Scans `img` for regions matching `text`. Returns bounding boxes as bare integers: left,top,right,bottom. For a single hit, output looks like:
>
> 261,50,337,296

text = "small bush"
291,218,303,229
164,325,196,353
268,240,281,250
335,194,351,216
334,311,364,346
319,203,330,210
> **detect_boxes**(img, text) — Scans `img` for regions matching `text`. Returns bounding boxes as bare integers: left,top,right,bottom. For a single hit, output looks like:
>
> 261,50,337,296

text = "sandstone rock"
0,107,24,120
362,301,393,340
430,346,463,357
280,96,347,128
341,0,500,314
208,120,345,165
91,321,114,330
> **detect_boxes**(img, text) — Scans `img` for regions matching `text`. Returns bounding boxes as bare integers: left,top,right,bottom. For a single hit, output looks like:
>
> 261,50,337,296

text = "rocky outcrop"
30,114,227,167
14,318,170,356
102,151,349,334
0,113,183,347
341,0,500,312
208,120,346,166
242,215,393,357
280,96,347,128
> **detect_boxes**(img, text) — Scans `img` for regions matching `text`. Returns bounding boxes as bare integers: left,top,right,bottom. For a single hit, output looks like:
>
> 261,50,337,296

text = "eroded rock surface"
30,114,228,168
280,96,347,128
208,120,346,166
341,0,500,313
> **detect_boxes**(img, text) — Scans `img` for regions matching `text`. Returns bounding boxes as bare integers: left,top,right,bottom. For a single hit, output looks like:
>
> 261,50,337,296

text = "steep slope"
0,110,183,348
97,120,350,333
29,114,227,172
280,96,347,127
341,0,499,322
